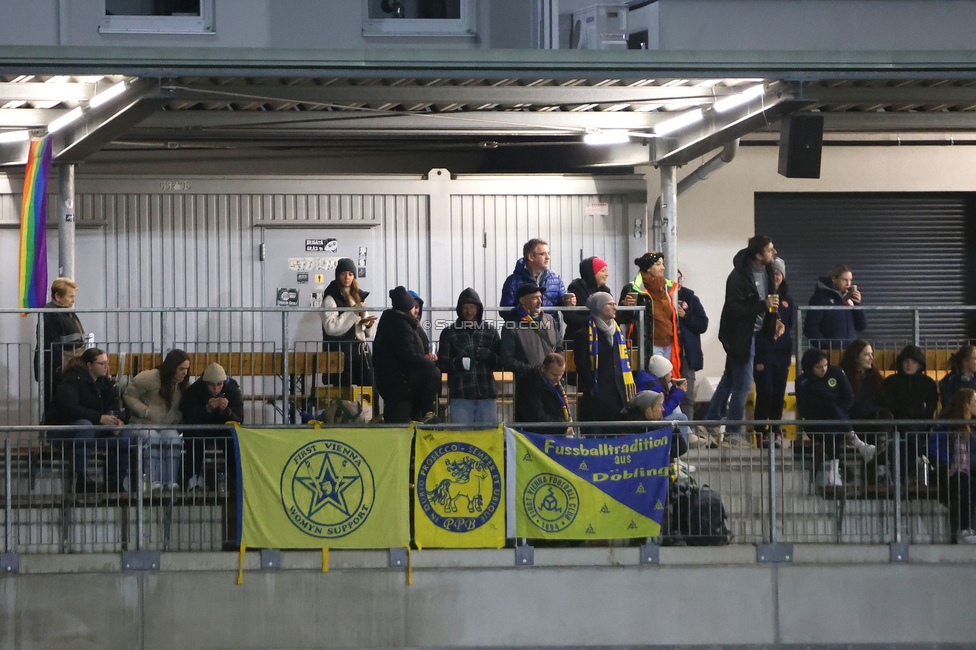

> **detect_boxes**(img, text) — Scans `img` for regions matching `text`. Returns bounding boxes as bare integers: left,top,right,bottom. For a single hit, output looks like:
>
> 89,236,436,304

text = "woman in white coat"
320,258,376,387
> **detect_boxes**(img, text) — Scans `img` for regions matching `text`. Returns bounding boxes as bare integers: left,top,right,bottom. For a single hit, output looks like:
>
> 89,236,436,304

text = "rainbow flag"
19,137,53,309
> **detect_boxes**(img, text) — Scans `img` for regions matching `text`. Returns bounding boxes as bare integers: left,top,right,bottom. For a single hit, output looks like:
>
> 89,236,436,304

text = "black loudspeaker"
778,113,824,179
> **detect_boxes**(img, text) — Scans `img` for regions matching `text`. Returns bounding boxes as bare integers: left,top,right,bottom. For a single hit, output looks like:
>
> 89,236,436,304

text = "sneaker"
150,481,163,492
677,458,697,473
722,435,750,450
688,433,702,447
857,444,877,463
956,529,976,544
166,482,181,491
186,474,203,491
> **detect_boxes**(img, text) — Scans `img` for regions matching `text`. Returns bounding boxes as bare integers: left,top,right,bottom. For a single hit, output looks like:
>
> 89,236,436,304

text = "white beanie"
647,354,673,378
202,363,227,383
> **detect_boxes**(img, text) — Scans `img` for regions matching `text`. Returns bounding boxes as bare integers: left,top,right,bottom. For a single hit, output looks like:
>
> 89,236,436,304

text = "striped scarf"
587,317,636,400
515,305,541,323
543,374,572,423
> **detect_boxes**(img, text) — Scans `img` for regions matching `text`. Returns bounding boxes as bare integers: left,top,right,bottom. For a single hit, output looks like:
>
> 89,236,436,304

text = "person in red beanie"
565,256,613,342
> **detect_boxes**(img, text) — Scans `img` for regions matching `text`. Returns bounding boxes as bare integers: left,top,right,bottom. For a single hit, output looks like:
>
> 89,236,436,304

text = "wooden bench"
108,351,344,378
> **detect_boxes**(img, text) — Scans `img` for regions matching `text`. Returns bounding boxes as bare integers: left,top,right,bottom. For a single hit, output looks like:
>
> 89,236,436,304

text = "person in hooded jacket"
319,257,376,387
565,256,613,342
437,288,501,424
49,347,132,493
753,258,795,447
884,344,939,478
796,348,877,487
940,345,976,408
803,264,867,350
673,270,709,419
373,286,441,424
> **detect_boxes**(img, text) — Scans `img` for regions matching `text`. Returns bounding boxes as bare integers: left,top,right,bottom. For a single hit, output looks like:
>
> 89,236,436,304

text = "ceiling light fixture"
653,109,704,136
583,130,630,145
0,130,30,144
47,107,84,134
713,84,765,113
89,81,127,108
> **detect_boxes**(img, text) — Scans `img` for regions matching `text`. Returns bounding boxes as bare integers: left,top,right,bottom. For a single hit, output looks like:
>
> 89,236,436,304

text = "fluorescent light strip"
0,130,30,144
89,81,127,108
653,109,703,136
47,107,84,134
583,130,630,146
713,84,765,113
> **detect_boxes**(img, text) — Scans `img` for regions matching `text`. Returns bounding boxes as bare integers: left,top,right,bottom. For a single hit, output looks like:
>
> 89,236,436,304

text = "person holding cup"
618,252,682,374
437,288,501,424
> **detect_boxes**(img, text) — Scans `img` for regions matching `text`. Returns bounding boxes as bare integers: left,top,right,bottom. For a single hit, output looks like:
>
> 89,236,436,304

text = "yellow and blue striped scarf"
543,374,572,423
587,317,636,401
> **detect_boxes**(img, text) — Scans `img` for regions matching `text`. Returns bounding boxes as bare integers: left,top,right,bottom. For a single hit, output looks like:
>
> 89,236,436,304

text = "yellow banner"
237,426,412,549
414,426,506,549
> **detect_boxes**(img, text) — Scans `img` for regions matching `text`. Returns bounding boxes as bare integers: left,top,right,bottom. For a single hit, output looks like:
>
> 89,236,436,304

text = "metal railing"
1,418,966,554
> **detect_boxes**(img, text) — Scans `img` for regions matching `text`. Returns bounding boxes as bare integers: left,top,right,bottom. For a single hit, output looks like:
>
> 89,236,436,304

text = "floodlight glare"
0,130,30,144
89,81,127,108
583,130,631,145
653,109,704,136
47,107,84,134
713,84,765,113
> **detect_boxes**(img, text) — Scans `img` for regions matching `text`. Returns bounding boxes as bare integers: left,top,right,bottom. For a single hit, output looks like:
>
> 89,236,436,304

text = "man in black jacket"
674,271,709,419
513,353,573,436
181,363,244,491
374,286,442,424
704,236,783,445
36,277,85,414
437,288,501,424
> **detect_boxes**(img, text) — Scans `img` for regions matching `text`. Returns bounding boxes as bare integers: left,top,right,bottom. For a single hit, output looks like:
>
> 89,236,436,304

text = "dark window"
106,0,201,16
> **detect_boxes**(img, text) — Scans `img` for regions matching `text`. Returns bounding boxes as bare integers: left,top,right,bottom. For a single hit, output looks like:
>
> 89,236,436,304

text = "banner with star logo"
414,426,506,549
236,426,412,549
513,427,671,540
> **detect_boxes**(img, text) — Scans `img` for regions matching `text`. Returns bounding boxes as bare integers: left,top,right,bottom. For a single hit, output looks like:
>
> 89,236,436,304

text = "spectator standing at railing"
565,256,613,342
319,258,376,387
373,286,441,424
573,293,636,422
673,270,709,420
704,236,784,447
617,252,681,374
929,388,976,544
49,347,133,493
940,345,976,408
180,363,243,491
753,258,795,448
884,344,939,479
35,277,85,414
803,265,866,349
124,349,190,491
513,352,573,436
501,283,561,379
437,288,501,424
499,238,575,327
795,348,877,487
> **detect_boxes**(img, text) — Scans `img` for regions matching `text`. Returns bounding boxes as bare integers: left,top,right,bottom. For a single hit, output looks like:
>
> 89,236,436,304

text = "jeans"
652,345,672,364
705,335,756,434
138,429,183,486
664,410,692,442
448,398,498,425
64,419,139,488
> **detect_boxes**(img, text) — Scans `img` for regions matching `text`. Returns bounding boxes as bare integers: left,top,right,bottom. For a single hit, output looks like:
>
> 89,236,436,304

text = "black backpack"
669,480,732,546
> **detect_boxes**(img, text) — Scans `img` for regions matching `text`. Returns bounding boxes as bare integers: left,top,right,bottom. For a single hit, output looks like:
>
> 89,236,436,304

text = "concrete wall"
656,0,976,51
638,143,976,382
2,547,976,649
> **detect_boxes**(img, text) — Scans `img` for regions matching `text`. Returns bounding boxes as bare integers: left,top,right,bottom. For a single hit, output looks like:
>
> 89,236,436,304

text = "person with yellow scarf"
573,292,637,422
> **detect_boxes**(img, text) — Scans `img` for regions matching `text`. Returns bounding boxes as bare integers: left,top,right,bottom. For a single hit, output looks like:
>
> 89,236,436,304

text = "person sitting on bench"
180,363,243,492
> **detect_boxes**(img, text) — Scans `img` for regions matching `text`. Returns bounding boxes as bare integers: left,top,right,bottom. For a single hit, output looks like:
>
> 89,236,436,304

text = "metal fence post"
37,312,45,424
795,307,804,369
282,311,290,424
893,426,902,544
4,438,12,554
768,430,777,544
912,309,920,347
637,308,646,371
136,437,144,551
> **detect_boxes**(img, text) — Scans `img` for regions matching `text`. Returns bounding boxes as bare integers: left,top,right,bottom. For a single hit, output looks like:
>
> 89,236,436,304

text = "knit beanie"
202,363,227,383
635,252,664,272
646,354,673,378
335,258,356,279
389,286,414,313
629,390,664,413
586,291,613,316
771,257,786,279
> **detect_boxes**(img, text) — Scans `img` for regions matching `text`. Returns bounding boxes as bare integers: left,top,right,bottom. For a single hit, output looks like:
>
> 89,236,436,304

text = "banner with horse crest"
236,425,412,549
514,428,671,539
413,426,506,549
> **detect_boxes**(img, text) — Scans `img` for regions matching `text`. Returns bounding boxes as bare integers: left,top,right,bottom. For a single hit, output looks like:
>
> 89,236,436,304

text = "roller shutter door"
755,192,976,342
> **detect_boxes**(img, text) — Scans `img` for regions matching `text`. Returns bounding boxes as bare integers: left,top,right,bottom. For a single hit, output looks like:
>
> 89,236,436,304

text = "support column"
58,164,75,280
660,165,678,281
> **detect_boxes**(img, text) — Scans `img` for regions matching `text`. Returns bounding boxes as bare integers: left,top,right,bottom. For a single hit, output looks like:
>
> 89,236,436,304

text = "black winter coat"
513,367,570,435
754,282,794,369
50,364,122,425
717,249,777,364
437,288,500,400
565,277,612,342
795,366,853,433
180,376,245,427
676,286,708,371
573,323,628,422
803,277,867,346
884,347,938,420
373,308,438,404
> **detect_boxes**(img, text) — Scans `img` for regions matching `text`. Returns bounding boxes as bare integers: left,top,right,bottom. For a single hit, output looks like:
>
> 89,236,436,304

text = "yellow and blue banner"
236,426,412,549
414,426,506,549
514,428,671,539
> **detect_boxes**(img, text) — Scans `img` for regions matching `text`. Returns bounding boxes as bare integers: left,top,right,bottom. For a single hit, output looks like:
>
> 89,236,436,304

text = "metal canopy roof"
4,47,976,170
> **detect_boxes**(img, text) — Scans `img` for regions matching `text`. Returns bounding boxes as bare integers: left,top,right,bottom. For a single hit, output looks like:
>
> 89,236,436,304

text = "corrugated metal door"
755,192,976,340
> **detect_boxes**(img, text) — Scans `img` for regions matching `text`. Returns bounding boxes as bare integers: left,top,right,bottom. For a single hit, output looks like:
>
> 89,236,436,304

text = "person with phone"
320,257,375,387
803,264,867,350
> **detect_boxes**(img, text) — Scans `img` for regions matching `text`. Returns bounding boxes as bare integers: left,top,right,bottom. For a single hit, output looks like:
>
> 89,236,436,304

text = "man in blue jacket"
499,238,575,326
803,264,866,349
